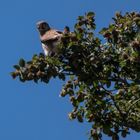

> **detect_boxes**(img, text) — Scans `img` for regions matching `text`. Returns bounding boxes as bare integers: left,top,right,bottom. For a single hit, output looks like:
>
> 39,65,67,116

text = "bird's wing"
40,29,63,42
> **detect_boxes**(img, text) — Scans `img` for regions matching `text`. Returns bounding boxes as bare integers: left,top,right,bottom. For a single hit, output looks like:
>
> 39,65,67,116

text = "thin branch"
101,86,125,119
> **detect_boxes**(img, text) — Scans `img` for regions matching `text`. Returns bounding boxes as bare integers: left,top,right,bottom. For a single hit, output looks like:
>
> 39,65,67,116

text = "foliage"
11,11,140,140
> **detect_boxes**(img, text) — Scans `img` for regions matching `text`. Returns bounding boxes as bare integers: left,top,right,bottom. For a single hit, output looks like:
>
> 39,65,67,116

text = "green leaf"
19,58,25,67
97,100,102,105
78,16,84,20
87,12,95,17
32,54,38,60
58,73,65,81
77,114,83,122
13,65,20,70
11,72,18,79
103,124,111,134
120,60,127,67
99,27,108,34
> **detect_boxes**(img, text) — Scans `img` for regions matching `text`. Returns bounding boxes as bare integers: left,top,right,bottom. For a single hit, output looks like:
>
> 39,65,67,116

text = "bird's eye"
42,23,46,28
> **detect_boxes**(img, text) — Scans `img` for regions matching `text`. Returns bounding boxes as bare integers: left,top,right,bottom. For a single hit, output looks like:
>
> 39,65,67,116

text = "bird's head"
36,21,50,34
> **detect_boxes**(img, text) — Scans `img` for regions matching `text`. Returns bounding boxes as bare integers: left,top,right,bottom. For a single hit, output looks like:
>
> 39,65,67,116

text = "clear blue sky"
0,0,140,140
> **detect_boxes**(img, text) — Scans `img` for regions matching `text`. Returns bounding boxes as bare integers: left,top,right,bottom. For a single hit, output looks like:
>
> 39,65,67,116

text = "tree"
11,11,140,140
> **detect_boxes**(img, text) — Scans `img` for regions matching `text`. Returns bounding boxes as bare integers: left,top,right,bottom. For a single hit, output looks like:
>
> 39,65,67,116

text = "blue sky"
0,0,140,140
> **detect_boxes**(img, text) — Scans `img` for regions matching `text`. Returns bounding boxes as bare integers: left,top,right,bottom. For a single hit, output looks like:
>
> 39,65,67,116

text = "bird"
36,21,70,56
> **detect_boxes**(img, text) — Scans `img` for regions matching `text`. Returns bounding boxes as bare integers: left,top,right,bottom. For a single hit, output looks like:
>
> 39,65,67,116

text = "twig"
101,86,125,119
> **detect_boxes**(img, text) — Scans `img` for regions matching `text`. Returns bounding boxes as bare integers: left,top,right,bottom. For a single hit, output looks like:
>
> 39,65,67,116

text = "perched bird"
36,21,63,56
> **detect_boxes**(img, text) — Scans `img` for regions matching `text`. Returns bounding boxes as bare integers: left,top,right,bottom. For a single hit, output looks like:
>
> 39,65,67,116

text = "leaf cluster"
11,12,140,140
